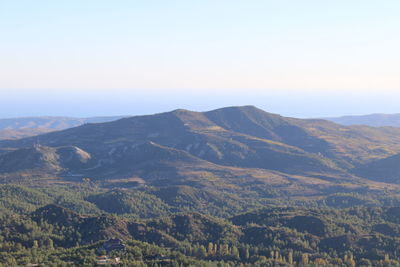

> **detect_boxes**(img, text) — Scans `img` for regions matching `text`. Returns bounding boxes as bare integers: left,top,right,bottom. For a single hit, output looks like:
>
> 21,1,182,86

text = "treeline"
1,238,399,266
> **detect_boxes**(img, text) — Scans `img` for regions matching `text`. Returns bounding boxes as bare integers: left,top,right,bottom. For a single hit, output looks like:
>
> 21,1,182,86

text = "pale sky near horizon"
0,1,399,118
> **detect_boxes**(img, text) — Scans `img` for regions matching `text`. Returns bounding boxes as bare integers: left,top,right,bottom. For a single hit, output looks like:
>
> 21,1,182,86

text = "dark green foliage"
0,184,51,213
3,190,400,265
87,189,171,217
149,185,265,217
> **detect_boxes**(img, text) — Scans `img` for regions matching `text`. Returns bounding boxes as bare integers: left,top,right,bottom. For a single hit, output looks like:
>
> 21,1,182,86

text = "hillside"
0,145,91,175
2,180,400,265
353,153,400,183
0,128,54,140
4,200,400,265
86,189,172,217
2,106,400,197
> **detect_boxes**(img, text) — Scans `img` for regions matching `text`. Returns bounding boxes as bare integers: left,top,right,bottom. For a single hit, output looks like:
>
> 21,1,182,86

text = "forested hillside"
2,183,400,266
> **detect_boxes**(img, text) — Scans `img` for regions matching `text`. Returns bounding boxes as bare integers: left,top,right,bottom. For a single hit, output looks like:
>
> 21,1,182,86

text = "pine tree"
45,238,54,250
288,251,294,265
196,245,207,258
244,247,250,260
207,242,214,256
231,246,240,261
384,253,390,262
301,253,309,265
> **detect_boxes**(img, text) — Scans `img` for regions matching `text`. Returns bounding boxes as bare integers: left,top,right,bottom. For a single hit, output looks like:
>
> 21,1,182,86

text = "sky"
0,1,399,118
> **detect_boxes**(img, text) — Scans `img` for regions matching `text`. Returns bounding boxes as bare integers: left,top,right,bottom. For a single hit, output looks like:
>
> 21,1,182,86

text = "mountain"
4,107,400,266
2,106,400,196
325,113,400,127
0,116,127,140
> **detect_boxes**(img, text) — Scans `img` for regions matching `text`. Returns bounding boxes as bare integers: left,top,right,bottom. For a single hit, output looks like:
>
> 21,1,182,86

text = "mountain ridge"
2,106,400,196
325,113,400,127
0,115,128,141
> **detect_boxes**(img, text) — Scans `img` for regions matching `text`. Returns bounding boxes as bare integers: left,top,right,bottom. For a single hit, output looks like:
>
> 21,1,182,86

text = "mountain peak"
209,105,266,113
170,108,194,114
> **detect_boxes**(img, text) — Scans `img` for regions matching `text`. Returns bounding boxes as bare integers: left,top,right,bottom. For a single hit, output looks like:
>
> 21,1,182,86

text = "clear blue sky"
0,1,399,118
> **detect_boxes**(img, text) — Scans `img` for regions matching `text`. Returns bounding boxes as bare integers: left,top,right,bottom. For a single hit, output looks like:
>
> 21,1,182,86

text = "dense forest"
1,183,400,266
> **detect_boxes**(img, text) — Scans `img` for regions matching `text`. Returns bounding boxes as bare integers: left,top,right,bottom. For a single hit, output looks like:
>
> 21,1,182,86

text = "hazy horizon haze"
1,1,399,117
